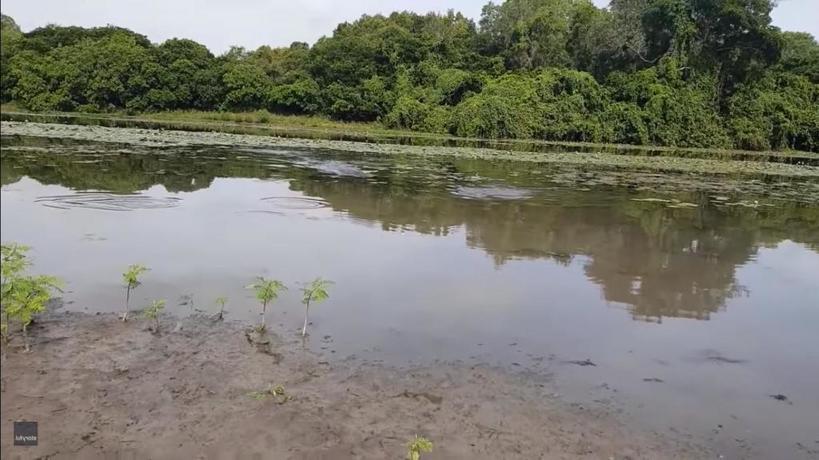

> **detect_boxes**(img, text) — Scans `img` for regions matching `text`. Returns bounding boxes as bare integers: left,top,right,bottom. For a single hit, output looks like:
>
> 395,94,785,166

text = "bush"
384,96,451,133
450,94,537,138
601,102,649,145
383,96,430,130
727,71,818,151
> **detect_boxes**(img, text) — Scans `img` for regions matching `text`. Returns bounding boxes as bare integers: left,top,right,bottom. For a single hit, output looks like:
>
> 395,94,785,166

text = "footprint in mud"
396,390,443,405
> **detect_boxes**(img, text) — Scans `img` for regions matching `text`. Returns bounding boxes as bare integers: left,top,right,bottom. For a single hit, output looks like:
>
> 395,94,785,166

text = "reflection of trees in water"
296,178,819,323
0,136,275,193
3,137,818,322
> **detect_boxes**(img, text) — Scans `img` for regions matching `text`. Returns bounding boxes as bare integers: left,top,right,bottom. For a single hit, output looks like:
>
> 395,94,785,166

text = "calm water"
2,135,818,458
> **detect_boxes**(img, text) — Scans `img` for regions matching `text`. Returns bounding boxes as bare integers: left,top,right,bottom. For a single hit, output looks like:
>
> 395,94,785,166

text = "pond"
1,134,818,458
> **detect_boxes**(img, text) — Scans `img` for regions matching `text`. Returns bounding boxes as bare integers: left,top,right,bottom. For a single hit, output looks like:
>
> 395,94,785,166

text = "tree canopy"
1,1,817,151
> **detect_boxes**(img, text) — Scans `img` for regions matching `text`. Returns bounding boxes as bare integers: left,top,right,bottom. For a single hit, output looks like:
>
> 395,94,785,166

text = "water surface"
2,135,818,458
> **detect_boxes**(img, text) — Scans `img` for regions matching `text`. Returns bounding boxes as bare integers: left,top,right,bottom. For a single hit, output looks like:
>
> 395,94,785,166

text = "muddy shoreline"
3,120,819,178
0,311,707,459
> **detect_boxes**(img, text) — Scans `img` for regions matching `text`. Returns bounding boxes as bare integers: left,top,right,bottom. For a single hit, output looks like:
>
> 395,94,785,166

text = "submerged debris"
566,359,597,367
769,394,792,404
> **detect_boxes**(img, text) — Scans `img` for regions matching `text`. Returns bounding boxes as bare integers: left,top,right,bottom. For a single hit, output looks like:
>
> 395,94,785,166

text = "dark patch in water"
691,349,748,365
565,359,597,367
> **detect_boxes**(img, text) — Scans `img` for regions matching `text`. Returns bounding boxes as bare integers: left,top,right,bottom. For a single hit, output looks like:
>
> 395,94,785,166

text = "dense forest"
1,0,818,151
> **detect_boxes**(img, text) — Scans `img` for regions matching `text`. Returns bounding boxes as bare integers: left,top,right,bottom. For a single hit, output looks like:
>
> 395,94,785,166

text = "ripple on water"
35,193,181,211
451,185,535,201
259,196,330,210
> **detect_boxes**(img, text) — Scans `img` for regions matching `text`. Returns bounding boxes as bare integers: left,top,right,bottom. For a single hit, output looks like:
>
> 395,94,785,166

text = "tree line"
1,0,817,151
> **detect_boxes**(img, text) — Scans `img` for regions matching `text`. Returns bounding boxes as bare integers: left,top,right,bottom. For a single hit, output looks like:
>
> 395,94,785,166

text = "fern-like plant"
2,243,62,351
142,299,165,333
300,277,333,337
247,277,286,331
121,264,148,321
406,435,433,460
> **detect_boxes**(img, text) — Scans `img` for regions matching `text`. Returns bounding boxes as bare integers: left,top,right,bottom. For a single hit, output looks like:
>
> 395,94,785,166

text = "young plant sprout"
246,277,286,331
406,435,433,460
142,299,165,333
300,277,333,337
247,383,290,404
2,242,62,351
4,275,62,351
215,296,228,320
121,264,148,321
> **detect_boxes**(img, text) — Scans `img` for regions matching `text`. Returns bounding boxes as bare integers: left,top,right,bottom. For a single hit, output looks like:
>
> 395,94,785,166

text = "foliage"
247,277,286,330
1,1,817,151
300,277,333,336
142,299,165,332
1,243,62,350
122,264,148,321
406,435,433,460
122,264,148,289
726,70,818,151
779,32,819,84
1,242,29,283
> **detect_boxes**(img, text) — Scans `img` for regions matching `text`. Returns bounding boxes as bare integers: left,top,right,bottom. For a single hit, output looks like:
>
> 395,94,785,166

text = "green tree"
0,14,24,102
779,32,819,84
221,61,272,111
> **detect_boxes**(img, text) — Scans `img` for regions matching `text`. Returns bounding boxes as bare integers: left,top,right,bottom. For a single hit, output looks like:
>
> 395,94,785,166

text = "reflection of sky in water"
2,138,819,458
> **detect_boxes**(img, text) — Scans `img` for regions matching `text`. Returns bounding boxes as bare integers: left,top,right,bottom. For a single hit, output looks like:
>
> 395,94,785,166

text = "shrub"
450,94,537,138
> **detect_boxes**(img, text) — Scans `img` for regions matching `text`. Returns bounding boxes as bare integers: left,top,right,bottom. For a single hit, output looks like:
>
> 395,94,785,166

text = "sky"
2,0,817,54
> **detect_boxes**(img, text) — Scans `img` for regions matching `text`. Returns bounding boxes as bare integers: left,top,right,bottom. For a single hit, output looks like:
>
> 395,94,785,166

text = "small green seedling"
247,383,290,404
4,274,62,351
246,277,286,331
215,296,228,320
121,264,148,321
142,299,165,333
300,277,333,337
406,435,433,460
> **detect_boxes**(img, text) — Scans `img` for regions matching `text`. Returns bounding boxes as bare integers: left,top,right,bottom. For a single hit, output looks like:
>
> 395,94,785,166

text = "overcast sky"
2,0,817,54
